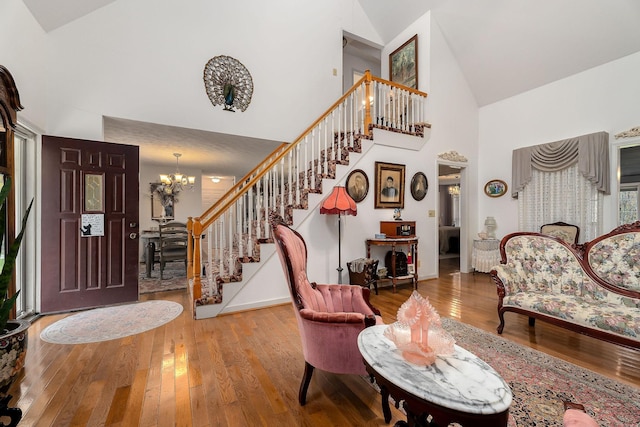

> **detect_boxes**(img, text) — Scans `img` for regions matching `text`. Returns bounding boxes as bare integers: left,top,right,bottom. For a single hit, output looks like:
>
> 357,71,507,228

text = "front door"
41,136,139,313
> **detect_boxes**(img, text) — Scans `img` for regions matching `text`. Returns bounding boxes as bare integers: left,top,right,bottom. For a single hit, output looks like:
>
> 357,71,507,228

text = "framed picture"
375,162,405,209
484,179,508,198
346,169,369,203
389,34,418,89
150,183,175,220
410,172,428,201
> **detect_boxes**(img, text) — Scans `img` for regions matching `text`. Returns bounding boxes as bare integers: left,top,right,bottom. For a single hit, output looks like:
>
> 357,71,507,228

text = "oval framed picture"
410,172,428,201
484,179,508,198
346,169,369,203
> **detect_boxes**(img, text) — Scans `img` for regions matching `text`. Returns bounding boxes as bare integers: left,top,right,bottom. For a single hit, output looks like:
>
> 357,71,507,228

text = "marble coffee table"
358,325,512,426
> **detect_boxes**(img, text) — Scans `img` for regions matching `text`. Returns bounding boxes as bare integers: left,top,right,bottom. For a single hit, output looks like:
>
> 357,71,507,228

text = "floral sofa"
490,221,640,349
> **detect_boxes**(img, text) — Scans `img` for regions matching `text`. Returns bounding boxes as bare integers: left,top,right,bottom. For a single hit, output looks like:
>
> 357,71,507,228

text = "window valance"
511,131,609,197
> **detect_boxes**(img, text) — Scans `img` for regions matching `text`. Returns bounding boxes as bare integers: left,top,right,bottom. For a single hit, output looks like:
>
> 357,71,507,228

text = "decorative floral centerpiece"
384,291,455,365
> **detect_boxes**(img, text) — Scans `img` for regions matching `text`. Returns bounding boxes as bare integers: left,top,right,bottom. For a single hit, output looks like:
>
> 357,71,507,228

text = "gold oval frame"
484,179,508,198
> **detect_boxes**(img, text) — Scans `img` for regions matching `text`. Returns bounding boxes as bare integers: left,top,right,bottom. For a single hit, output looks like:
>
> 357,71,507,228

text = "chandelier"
158,153,195,195
448,185,460,196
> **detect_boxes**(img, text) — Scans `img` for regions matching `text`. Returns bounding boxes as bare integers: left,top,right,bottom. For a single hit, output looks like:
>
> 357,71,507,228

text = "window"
619,184,639,225
13,126,37,318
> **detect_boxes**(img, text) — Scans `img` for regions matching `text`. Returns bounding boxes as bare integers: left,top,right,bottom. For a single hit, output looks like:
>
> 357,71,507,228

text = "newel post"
186,217,194,279
364,70,372,135
191,218,203,300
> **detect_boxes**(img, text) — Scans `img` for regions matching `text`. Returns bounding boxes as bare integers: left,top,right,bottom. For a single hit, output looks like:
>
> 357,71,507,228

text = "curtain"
512,131,609,198
517,164,602,242
513,131,608,242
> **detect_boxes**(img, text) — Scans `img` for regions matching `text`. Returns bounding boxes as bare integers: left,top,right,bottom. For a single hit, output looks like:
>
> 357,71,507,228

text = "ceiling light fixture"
211,177,221,183
158,153,195,195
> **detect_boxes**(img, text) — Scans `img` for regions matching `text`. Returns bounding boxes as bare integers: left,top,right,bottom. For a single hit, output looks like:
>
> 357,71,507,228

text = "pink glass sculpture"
383,291,455,365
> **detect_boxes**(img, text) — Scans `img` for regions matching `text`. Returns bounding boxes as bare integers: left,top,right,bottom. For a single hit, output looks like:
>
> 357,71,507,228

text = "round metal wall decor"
203,55,253,112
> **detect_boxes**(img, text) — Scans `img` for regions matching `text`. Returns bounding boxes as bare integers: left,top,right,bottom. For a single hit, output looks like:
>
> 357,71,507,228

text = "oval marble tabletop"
358,325,512,415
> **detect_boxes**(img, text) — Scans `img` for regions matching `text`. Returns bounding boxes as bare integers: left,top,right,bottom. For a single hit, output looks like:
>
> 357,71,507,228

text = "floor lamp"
320,186,357,284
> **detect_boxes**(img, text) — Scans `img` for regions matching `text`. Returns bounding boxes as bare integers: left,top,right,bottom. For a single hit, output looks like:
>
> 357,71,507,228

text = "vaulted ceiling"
20,0,640,176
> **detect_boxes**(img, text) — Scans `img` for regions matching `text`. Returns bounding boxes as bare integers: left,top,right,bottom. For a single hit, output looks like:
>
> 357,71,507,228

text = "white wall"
478,51,640,237
0,1,49,128
5,0,382,145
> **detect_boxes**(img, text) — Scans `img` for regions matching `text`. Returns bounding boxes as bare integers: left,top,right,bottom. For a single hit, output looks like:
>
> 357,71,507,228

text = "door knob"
129,233,137,239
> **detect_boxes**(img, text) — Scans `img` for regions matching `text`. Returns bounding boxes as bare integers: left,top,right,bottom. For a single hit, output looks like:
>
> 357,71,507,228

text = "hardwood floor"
9,259,640,426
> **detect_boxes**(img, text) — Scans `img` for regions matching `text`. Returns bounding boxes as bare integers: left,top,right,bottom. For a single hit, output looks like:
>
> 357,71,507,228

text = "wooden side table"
366,237,418,292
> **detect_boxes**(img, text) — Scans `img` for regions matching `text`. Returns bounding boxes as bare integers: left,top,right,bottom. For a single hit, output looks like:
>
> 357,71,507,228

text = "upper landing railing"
186,71,429,308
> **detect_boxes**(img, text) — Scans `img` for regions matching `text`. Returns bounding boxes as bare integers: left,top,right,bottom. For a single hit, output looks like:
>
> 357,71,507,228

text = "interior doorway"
437,162,466,275
342,32,382,92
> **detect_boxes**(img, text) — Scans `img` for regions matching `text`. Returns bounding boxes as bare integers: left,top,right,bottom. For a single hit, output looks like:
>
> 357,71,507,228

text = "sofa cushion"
588,231,640,292
503,292,640,339
498,235,586,296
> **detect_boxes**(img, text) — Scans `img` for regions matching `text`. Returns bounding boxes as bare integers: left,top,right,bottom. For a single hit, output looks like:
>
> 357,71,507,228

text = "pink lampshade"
320,186,357,216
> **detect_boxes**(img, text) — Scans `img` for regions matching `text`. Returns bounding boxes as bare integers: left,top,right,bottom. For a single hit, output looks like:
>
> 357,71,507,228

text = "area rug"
40,300,183,344
369,318,640,426
444,318,639,426
138,263,188,294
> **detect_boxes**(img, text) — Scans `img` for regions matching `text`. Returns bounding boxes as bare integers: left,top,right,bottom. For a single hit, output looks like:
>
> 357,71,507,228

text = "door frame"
437,159,469,274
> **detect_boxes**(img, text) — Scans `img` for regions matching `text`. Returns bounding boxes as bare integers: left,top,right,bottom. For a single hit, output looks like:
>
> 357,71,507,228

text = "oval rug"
40,300,183,345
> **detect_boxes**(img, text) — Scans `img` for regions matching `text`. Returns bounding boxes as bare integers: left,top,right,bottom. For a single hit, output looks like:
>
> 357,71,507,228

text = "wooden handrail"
195,71,427,230
196,141,289,222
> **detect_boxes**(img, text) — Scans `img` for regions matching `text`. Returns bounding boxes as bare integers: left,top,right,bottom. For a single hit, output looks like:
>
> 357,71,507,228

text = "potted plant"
0,176,33,410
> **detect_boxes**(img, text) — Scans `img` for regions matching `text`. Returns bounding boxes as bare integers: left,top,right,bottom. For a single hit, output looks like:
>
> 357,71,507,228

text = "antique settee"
490,221,640,349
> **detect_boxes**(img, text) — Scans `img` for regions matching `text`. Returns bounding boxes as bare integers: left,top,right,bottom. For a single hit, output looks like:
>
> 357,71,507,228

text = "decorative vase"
0,319,28,426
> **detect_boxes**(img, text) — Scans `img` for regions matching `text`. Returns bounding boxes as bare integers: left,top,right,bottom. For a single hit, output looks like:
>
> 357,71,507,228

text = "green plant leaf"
0,176,33,331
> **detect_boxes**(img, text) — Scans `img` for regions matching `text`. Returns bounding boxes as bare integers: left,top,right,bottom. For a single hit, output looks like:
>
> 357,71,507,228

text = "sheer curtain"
512,131,609,243
517,164,602,241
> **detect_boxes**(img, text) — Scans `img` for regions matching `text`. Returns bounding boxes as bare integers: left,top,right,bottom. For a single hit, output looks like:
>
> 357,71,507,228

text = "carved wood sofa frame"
491,221,640,350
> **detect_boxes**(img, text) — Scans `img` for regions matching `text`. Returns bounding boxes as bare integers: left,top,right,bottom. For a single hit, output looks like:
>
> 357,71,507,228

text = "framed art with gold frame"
375,162,405,209
484,179,508,198
389,34,418,89
345,169,369,203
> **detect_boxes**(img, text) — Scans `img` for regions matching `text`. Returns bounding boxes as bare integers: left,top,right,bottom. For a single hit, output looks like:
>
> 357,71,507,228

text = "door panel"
41,136,139,313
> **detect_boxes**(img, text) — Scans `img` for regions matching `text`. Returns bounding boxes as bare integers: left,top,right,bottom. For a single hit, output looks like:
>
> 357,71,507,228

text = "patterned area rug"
368,318,640,426
40,300,183,344
441,318,640,426
139,262,188,294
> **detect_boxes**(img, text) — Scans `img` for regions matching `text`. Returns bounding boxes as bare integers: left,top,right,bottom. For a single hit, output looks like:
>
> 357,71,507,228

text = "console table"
366,237,418,292
358,325,512,426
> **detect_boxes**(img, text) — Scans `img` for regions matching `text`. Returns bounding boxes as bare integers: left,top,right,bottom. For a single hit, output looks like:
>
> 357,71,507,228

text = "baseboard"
220,297,291,315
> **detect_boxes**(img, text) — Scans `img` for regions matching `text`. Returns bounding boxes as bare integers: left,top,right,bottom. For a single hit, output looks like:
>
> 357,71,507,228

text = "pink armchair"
269,212,384,405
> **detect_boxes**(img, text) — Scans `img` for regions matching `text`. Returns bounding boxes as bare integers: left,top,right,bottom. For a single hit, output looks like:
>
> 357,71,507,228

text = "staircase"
186,71,429,319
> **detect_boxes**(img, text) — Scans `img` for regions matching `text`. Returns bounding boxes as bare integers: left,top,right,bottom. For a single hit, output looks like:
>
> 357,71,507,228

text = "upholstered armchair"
269,212,384,405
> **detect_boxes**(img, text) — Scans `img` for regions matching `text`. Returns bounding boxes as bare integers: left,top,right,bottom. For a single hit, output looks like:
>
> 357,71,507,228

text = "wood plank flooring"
8,258,640,426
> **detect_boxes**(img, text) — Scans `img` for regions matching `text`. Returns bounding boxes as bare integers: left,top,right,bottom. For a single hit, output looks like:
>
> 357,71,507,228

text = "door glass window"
84,173,104,212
